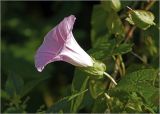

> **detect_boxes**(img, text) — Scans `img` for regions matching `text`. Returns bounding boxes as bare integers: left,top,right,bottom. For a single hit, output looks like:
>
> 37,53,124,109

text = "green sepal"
78,58,106,79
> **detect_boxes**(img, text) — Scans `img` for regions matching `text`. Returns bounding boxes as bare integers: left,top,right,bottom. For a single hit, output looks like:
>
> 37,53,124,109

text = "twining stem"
104,72,117,85
118,55,126,76
113,55,125,77
144,0,156,10
125,26,136,43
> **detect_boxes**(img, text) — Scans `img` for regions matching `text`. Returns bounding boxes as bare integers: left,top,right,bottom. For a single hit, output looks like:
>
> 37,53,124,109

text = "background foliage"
1,1,159,113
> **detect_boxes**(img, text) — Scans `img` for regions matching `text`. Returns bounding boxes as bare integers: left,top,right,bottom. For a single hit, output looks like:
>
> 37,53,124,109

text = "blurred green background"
1,1,98,112
1,1,159,113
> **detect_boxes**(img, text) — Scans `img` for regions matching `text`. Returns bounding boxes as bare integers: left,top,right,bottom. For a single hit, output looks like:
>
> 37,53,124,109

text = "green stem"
126,6,133,11
104,72,117,85
131,51,147,64
104,93,111,99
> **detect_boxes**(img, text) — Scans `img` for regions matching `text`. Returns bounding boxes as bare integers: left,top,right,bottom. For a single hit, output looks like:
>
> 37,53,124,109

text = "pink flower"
35,15,93,72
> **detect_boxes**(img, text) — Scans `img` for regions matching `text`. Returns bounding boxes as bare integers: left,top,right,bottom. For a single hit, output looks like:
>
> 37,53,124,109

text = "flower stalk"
104,93,111,99
104,72,117,85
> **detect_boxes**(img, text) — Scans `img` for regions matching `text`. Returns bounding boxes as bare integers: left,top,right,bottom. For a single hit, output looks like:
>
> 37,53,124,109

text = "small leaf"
101,1,124,36
106,11,125,36
126,9,155,30
101,0,121,12
113,43,133,55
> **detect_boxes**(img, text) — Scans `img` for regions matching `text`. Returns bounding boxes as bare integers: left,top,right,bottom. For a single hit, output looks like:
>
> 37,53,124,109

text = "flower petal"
60,32,93,67
35,15,93,72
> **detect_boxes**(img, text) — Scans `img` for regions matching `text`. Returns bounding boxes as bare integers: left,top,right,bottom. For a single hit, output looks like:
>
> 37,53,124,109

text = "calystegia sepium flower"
35,15,93,72
34,15,117,85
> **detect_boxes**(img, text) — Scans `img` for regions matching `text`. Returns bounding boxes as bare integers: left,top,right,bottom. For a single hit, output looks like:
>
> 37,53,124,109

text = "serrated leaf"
126,9,155,30
89,38,133,60
113,43,133,55
126,64,146,74
112,69,158,105
46,89,88,113
101,0,121,12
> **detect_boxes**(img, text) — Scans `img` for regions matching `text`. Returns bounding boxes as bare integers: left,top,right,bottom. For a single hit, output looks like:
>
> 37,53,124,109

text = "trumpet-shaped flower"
35,15,93,72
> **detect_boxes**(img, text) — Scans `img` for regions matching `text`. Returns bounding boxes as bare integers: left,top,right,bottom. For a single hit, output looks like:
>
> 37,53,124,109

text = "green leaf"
4,71,50,100
125,92,144,112
80,90,94,111
68,89,88,101
1,89,10,100
113,43,133,55
91,5,108,44
112,69,158,105
106,10,125,37
4,72,50,99
5,73,24,97
101,0,121,12
46,96,71,113
126,9,155,30
126,64,147,74
2,49,51,98
89,38,133,60
92,95,108,113
70,69,90,112
46,89,88,113
4,107,25,113
101,1,124,36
